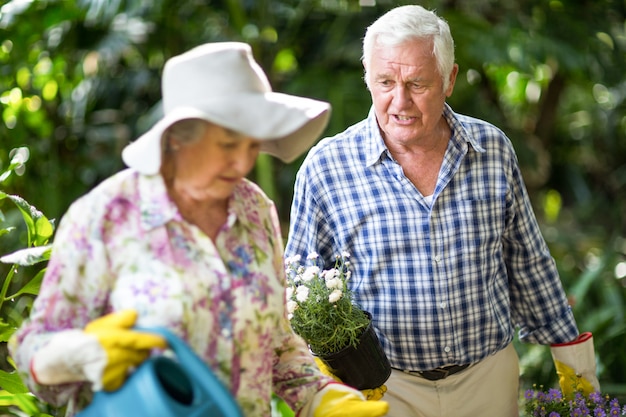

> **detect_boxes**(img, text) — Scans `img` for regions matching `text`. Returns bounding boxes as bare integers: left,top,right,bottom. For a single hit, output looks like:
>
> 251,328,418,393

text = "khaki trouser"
383,343,520,417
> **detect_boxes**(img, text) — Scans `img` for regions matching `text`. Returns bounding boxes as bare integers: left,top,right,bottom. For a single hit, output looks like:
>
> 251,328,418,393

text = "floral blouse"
10,169,329,416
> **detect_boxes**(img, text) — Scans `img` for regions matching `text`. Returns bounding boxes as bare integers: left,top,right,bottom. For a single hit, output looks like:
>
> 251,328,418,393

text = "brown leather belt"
400,364,470,381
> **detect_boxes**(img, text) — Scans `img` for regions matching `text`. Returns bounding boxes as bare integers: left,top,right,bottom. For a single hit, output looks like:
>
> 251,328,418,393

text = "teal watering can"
76,327,243,417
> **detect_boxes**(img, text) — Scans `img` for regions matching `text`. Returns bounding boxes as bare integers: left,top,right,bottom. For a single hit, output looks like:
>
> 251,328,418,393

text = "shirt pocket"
457,196,506,268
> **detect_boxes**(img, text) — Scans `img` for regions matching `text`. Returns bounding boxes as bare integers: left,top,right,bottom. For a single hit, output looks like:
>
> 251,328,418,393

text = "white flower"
295,286,309,302
325,277,342,290
328,289,343,303
285,254,301,267
302,266,320,282
323,268,339,280
285,287,294,300
286,300,298,314
341,251,350,259
306,252,319,260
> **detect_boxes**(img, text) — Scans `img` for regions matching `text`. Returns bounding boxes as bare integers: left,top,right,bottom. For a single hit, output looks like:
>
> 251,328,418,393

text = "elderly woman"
9,42,389,417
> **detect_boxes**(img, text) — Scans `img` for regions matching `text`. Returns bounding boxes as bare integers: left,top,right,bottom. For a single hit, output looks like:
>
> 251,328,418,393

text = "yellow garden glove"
308,384,389,417
550,332,600,399
31,310,166,392
84,309,167,391
314,357,387,401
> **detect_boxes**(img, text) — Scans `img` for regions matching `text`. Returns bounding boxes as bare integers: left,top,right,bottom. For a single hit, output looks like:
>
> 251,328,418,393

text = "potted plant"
284,252,391,390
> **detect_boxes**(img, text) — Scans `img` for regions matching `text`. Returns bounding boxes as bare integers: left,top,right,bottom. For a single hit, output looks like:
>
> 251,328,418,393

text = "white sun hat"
122,42,331,175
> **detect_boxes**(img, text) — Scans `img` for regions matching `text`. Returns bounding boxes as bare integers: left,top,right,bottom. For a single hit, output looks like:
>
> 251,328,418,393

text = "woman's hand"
31,310,166,391
311,384,389,417
83,310,167,390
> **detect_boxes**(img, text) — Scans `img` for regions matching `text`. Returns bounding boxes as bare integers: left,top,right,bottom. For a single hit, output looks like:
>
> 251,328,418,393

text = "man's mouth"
393,114,415,122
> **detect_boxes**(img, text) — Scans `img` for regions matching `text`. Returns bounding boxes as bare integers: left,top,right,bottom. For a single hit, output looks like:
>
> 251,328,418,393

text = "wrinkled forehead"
368,40,438,77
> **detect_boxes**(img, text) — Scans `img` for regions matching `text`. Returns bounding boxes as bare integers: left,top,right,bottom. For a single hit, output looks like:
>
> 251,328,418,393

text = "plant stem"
0,263,17,310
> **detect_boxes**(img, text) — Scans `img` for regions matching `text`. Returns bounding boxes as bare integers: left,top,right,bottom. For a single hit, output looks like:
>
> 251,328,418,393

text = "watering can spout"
77,327,243,417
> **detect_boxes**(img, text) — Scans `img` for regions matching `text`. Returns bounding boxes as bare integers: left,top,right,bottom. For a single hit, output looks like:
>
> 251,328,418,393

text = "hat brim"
122,92,330,175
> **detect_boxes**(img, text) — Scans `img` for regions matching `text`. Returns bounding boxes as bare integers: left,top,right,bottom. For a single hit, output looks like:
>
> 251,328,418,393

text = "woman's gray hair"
362,5,455,92
162,118,208,153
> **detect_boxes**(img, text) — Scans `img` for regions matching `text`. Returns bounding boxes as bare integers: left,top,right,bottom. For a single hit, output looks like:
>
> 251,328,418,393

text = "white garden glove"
299,383,389,417
550,332,600,398
31,310,166,391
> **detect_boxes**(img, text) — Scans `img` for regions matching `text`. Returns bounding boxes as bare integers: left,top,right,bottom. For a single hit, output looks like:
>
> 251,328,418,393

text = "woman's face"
169,123,261,202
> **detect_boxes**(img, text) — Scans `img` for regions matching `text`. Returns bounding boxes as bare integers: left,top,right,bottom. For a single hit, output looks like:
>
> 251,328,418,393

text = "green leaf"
0,226,15,237
10,269,45,298
0,320,16,343
0,193,53,247
0,370,29,394
34,216,54,247
0,245,52,266
0,390,41,414
271,394,295,417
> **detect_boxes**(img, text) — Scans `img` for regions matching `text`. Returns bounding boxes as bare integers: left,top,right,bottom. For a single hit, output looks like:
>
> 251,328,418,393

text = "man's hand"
314,357,387,400
550,332,600,398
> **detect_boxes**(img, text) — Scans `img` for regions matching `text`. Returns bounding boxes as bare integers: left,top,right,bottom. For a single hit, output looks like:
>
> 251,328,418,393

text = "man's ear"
362,59,370,90
445,64,459,97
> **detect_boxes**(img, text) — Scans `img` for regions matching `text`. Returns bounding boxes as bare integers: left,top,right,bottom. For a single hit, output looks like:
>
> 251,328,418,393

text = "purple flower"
589,392,604,404
593,407,606,417
548,388,563,401
525,387,624,416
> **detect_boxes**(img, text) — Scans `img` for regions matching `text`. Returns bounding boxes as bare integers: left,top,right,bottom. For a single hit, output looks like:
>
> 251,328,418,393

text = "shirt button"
434,255,442,263
444,346,451,353
440,301,447,309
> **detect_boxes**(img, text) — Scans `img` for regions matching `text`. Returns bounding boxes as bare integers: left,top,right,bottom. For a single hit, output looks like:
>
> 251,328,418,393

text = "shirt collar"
362,103,485,166
442,103,485,153
364,106,389,167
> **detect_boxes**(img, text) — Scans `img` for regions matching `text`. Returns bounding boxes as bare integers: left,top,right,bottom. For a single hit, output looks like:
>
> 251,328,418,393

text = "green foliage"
0,154,58,416
271,394,295,417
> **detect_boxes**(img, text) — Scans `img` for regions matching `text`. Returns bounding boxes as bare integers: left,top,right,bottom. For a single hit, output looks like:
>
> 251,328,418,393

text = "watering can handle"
134,326,244,417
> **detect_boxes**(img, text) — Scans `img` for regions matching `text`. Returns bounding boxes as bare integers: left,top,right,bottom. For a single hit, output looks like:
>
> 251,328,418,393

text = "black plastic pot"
315,313,391,390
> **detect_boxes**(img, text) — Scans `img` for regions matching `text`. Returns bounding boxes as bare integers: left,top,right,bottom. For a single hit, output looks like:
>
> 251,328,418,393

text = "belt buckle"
418,364,469,381
418,368,449,381
399,364,469,381
435,368,450,379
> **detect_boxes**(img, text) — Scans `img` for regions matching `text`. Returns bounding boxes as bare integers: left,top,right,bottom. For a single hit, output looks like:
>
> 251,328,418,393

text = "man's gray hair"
362,5,455,91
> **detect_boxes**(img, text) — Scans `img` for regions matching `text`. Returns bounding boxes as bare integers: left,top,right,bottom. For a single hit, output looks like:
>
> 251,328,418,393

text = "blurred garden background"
1,0,625,415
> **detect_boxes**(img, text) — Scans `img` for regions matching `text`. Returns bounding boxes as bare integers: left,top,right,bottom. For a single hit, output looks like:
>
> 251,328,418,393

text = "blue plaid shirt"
285,104,579,371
